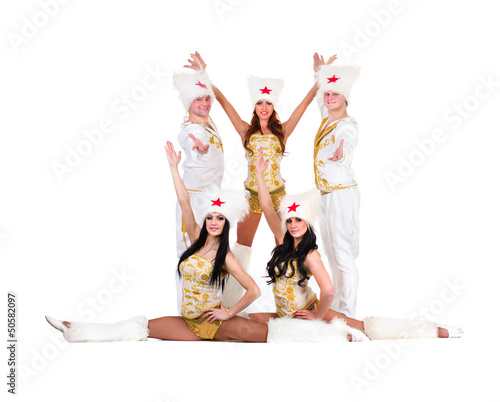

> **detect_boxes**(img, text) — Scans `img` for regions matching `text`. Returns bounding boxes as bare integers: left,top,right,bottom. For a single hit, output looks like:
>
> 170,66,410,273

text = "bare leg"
148,316,202,341
214,316,268,342
324,309,364,331
248,312,278,324
236,212,262,247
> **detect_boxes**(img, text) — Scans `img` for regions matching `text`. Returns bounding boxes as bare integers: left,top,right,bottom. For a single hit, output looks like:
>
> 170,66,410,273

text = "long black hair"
177,216,230,290
266,225,318,287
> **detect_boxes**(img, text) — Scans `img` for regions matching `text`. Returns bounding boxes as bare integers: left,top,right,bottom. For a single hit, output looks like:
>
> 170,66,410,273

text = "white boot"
45,315,149,343
221,243,252,309
363,316,439,340
266,316,369,343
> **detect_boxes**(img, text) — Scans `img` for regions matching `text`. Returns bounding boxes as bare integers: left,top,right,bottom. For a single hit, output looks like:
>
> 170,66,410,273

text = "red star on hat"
211,198,225,207
287,202,300,213
195,81,207,88
327,75,340,83
260,86,272,95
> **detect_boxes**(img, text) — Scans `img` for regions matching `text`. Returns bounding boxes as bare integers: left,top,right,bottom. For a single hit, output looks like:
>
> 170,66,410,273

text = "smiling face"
205,212,226,236
323,91,347,112
189,95,212,118
286,217,308,239
255,99,274,120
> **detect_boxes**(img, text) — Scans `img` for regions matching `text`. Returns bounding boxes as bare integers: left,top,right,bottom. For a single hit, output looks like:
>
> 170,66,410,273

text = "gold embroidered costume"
244,134,286,213
273,260,317,318
179,254,224,339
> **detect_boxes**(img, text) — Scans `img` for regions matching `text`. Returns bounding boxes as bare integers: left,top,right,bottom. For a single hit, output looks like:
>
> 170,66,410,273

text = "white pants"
174,192,208,314
319,187,360,317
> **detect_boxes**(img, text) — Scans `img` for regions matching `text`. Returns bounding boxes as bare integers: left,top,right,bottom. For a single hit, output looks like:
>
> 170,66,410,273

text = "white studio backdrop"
1,1,499,401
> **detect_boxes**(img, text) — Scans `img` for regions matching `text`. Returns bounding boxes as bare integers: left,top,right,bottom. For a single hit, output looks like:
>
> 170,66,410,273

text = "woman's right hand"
255,147,269,175
164,141,181,166
184,51,207,72
313,52,337,72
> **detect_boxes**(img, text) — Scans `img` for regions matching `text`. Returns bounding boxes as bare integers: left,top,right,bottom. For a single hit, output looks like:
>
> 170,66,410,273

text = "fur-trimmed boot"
45,316,149,343
266,316,370,343
221,242,252,309
362,316,462,340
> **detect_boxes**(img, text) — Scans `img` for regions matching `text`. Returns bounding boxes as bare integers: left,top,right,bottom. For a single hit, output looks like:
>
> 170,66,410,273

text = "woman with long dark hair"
248,149,463,340
184,51,335,308
44,142,268,343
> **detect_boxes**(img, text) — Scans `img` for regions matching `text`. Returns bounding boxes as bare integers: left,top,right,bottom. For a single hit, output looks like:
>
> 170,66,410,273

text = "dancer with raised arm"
171,68,225,313
313,63,362,317
45,142,267,343
248,149,462,341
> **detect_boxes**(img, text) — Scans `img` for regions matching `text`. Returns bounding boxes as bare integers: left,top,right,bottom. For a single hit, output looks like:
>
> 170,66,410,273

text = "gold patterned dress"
244,133,286,213
179,254,225,339
273,260,317,318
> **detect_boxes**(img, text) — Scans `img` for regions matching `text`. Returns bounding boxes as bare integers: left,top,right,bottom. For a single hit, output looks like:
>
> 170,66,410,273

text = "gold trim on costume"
246,187,286,214
320,183,358,195
314,118,341,191
182,304,223,340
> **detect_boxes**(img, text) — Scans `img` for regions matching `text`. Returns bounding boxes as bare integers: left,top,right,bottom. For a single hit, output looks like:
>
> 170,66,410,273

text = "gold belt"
320,184,358,196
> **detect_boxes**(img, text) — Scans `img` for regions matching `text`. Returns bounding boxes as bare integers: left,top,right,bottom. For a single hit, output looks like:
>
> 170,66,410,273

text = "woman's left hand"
255,147,269,174
293,302,320,320
202,307,231,323
313,53,337,72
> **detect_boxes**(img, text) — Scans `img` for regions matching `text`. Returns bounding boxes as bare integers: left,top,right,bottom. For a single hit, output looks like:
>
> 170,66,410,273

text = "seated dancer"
46,141,267,342
184,51,335,308
248,149,463,340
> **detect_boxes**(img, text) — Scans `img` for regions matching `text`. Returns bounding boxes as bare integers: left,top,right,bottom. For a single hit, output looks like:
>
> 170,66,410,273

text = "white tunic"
314,116,358,192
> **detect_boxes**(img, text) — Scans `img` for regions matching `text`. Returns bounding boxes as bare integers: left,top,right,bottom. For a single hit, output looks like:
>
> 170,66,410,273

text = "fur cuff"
63,316,149,343
267,317,352,343
363,316,438,340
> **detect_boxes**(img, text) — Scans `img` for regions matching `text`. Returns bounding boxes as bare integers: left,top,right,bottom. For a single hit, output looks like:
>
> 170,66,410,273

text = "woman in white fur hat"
249,149,463,340
184,51,335,309
45,142,269,343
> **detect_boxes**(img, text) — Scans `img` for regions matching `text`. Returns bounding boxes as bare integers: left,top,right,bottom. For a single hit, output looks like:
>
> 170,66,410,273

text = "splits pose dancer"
247,149,462,340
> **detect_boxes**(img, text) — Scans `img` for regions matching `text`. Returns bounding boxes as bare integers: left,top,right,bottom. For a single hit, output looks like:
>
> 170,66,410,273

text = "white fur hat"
172,71,215,112
248,76,284,106
198,188,249,227
279,189,322,232
316,64,360,114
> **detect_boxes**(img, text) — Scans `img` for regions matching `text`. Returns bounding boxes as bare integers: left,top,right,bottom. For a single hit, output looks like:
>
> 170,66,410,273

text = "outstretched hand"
328,139,344,162
188,133,209,154
165,141,181,166
184,51,207,72
255,147,269,174
313,53,337,72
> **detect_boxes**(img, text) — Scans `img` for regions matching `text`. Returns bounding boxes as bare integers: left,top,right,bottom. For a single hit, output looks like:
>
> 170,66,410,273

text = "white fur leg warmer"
221,243,252,309
62,316,149,343
363,316,438,340
267,317,360,343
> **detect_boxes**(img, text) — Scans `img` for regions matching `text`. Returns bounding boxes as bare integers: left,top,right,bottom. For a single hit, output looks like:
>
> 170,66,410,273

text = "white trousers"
174,192,208,314
319,187,360,317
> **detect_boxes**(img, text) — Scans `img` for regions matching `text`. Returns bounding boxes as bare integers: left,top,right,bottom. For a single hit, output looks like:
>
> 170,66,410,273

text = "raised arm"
282,53,337,141
255,148,284,243
185,52,250,140
202,253,261,322
164,141,201,242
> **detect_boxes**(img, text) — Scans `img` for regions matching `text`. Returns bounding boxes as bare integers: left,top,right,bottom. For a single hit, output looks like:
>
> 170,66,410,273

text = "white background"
1,0,499,401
